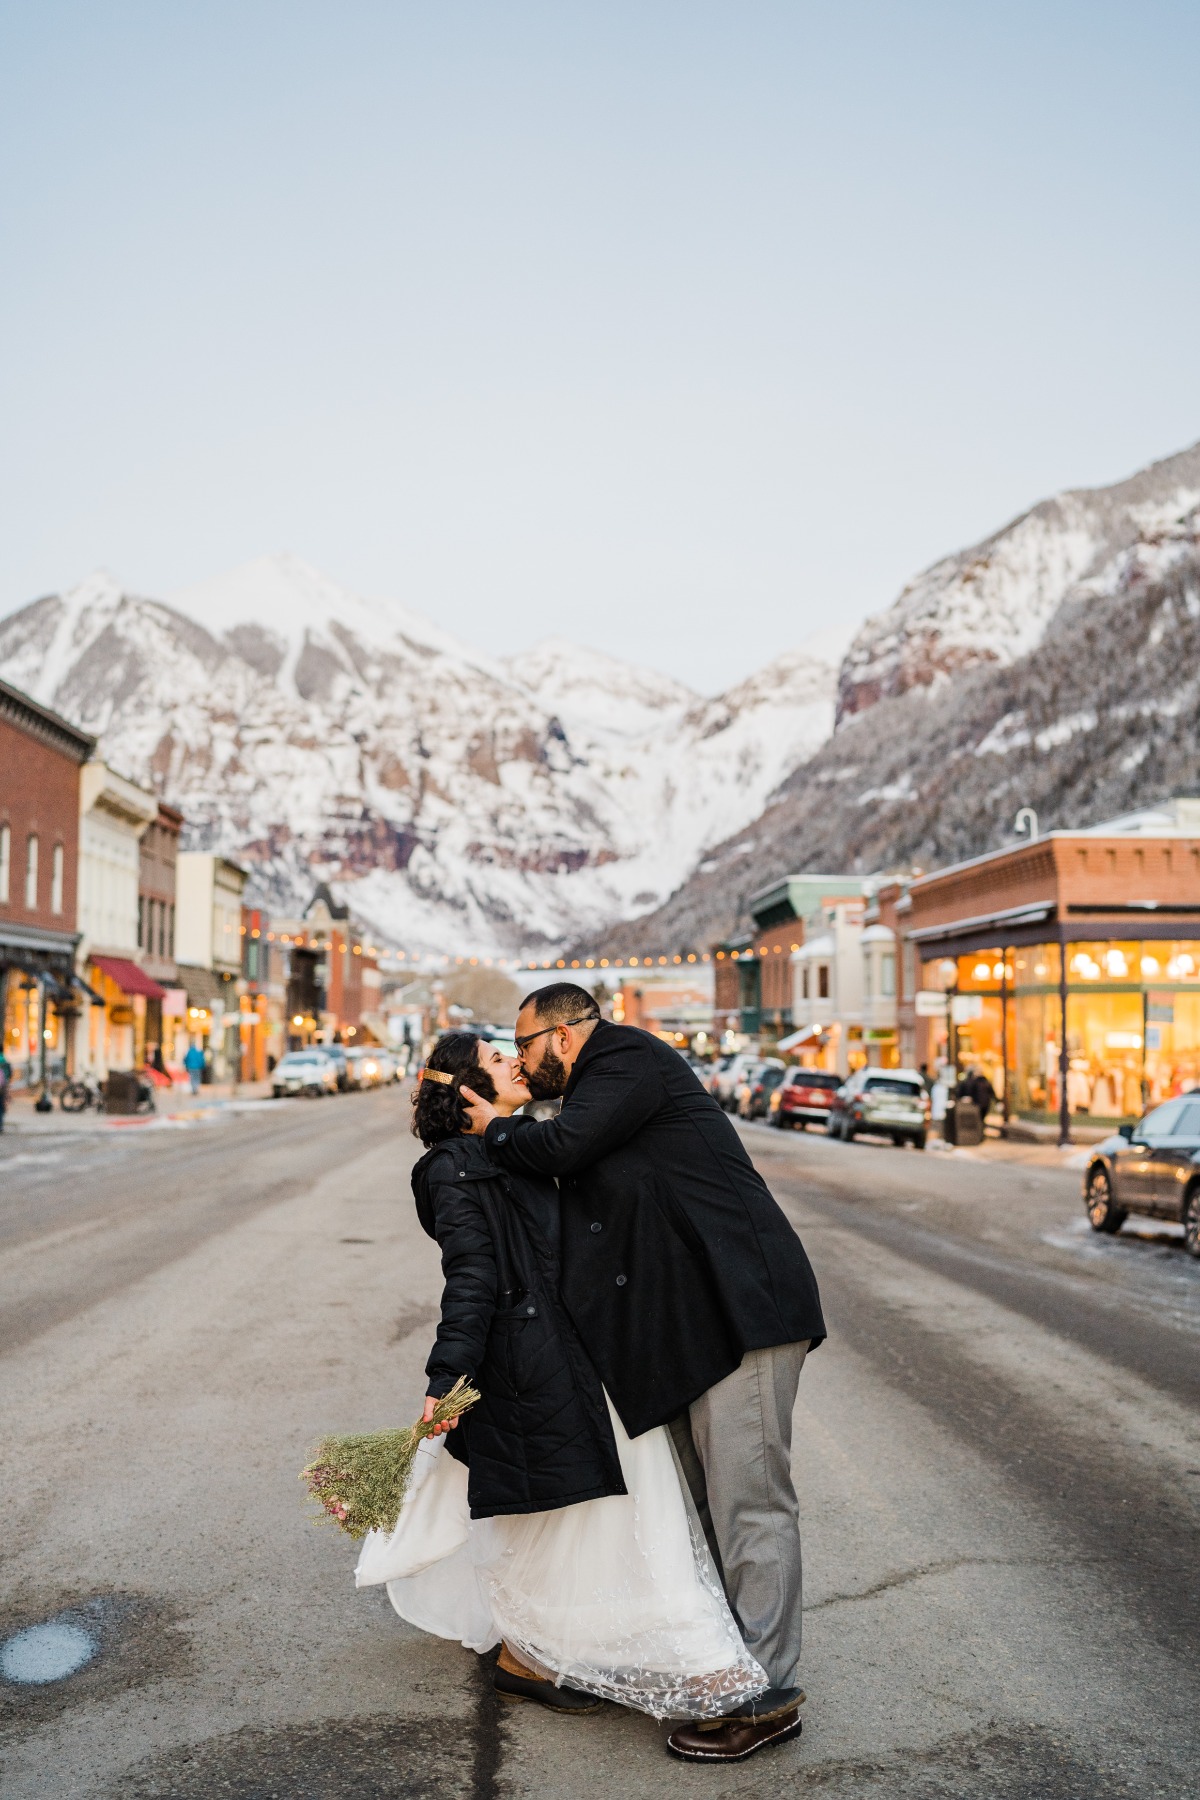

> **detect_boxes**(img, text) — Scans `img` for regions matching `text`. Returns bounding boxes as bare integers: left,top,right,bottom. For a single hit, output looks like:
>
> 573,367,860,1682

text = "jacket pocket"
491,1296,538,1394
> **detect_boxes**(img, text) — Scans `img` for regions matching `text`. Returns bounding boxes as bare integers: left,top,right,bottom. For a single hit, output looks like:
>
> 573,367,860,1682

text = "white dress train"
355,1395,767,1720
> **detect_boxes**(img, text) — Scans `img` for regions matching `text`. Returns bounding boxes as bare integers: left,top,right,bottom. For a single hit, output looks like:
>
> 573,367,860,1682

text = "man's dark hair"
519,981,601,1028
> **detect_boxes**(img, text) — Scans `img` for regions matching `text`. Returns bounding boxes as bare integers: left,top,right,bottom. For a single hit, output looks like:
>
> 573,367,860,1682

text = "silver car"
272,1051,339,1098
1083,1094,1200,1254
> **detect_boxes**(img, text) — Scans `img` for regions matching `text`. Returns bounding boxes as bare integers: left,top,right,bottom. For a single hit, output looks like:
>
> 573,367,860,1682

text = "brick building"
714,876,865,1046
137,802,183,1065
905,797,1200,1133
0,677,95,1089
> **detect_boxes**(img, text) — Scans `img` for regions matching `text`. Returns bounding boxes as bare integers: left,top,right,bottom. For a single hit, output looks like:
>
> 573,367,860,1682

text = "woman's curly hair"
411,1031,498,1147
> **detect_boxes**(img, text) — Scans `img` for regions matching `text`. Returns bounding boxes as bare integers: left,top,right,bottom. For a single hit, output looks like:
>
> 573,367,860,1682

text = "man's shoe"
714,1683,805,1724
493,1666,604,1712
666,1707,802,1761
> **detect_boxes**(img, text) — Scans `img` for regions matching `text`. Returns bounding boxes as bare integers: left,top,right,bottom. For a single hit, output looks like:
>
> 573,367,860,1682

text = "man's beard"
524,1045,568,1100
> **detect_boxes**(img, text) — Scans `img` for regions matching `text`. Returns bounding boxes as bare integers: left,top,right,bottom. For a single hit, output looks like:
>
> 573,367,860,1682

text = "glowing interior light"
1104,950,1128,977
1141,956,1160,977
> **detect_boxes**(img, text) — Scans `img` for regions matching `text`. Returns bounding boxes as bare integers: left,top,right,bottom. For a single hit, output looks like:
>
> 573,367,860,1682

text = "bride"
355,1030,766,1720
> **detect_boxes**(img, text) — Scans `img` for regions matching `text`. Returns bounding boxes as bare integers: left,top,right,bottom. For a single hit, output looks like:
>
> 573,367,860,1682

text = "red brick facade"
0,681,94,944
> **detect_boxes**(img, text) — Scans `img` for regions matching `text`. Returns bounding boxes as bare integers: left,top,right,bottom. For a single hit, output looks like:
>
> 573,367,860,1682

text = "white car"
272,1051,339,1098
344,1047,386,1089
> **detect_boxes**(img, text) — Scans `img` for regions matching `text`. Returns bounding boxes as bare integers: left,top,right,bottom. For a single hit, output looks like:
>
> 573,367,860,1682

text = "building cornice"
0,678,95,763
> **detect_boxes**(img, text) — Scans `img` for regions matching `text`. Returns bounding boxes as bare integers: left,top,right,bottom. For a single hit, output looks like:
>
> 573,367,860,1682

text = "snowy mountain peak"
506,636,697,740
837,439,1200,722
0,559,835,959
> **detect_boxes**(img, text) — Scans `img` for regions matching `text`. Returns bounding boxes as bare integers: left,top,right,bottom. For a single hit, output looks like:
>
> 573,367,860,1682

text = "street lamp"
1014,807,1038,842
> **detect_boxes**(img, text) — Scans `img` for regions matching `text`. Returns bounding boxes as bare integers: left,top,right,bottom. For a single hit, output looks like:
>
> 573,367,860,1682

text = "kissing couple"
367,982,825,1764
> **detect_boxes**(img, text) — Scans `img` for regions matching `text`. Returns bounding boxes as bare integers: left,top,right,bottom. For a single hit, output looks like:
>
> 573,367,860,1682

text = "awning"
776,1025,825,1052
90,956,167,1001
176,963,227,1010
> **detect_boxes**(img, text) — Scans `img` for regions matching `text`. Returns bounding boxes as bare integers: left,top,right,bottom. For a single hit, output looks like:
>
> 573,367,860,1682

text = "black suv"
1082,1094,1200,1254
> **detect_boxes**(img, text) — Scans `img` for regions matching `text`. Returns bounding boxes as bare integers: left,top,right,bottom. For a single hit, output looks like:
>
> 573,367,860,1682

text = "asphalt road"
1,1092,1197,1798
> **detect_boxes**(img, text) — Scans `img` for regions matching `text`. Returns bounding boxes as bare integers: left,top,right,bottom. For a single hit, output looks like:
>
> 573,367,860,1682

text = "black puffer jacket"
412,1134,625,1519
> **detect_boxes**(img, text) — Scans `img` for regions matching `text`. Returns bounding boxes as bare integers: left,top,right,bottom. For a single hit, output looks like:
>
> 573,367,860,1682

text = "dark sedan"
1083,1094,1200,1254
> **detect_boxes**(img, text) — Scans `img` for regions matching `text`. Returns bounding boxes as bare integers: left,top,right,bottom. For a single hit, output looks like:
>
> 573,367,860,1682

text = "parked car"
344,1047,386,1089
769,1067,843,1130
320,1043,351,1091
1082,1094,1200,1254
273,1051,339,1098
828,1068,929,1148
737,1061,786,1119
712,1054,759,1112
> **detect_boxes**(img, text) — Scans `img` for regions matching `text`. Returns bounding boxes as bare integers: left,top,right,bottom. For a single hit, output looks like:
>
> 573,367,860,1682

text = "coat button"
615,1274,627,1287
526,1304,536,1315
458,1171,466,1177
590,1221,602,1233
496,1131,507,1143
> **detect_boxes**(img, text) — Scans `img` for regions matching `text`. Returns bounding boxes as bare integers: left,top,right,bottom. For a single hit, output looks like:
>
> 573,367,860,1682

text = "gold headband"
419,1067,454,1086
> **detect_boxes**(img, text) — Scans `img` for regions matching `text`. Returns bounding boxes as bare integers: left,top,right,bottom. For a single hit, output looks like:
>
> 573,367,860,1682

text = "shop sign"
162,988,187,1017
950,994,983,1023
1147,992,1175,1023
109,1003,134,1026
915,990,948,1017
865,1028,896,1040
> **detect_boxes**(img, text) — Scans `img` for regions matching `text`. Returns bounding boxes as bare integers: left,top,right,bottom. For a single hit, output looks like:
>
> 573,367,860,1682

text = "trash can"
943,1097,983,1146
104,1070,142,1115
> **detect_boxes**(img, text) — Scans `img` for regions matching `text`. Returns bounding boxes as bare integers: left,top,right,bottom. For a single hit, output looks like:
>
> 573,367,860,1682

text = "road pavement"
1,1092,1197,1797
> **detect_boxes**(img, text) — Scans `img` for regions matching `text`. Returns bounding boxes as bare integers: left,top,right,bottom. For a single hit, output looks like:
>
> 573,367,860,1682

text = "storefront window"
1065,992,1144,1119
1144,990,1200,1101
957,949,1010,991
1013,991,1061,1117
1065,941,1140,983
1011,944,1060,985
952,992,1006,1101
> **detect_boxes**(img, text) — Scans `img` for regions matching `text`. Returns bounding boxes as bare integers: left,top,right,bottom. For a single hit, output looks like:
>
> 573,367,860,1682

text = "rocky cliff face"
0,555,836,957
607,524,1200,954
603,439,1200,954
836,441,1200,721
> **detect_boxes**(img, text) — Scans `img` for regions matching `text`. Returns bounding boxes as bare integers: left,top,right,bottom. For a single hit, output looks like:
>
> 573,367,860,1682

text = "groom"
462,981,825,1764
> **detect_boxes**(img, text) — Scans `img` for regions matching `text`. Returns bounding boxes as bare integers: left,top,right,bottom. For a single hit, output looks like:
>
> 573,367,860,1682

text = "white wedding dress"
355,1395,767,1720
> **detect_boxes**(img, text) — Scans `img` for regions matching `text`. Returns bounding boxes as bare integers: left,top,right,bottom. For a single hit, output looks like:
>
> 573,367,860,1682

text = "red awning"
90,956,167,1001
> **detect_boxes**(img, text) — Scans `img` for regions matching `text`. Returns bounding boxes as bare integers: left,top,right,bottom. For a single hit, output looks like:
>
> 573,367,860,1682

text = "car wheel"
1183,1184,1200,1259
891,1133,904,1147
913,1131,926,1150
1085,1164,1126,1234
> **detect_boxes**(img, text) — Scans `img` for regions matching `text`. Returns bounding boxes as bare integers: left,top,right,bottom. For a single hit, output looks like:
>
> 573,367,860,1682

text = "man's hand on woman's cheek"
460,1085,499,1131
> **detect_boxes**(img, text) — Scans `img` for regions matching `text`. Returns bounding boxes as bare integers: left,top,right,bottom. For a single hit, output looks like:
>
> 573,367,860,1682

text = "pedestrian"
966,1068,996,1122
184,1041,205,1095
368,1031,767,1724
0,1047,11,1133
462,982,825,1764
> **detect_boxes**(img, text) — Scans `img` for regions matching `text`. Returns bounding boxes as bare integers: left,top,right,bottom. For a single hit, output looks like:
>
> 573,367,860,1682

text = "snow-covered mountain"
610,448,1200,954
837,440,1200,721
0,555,836,957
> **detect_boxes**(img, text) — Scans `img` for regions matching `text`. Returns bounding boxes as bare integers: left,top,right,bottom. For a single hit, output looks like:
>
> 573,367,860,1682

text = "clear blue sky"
2,2,1198,691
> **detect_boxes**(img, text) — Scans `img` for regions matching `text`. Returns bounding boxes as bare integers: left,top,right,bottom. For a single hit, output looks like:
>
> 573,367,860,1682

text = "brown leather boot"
666,1707,802,1761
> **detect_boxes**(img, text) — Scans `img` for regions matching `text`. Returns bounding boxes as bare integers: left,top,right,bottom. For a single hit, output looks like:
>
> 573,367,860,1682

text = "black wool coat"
412,1134,625,1519
484,1021,826,1438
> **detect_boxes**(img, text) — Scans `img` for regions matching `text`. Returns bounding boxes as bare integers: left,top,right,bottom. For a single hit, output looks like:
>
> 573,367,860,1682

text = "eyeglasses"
514,1015,597,1053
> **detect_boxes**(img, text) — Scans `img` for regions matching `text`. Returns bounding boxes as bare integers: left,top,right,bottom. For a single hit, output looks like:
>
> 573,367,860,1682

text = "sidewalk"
1,1080,279,1137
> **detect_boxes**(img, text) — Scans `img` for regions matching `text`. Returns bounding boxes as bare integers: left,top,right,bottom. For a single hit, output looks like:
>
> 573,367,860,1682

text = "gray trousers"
668,1340,808,1690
